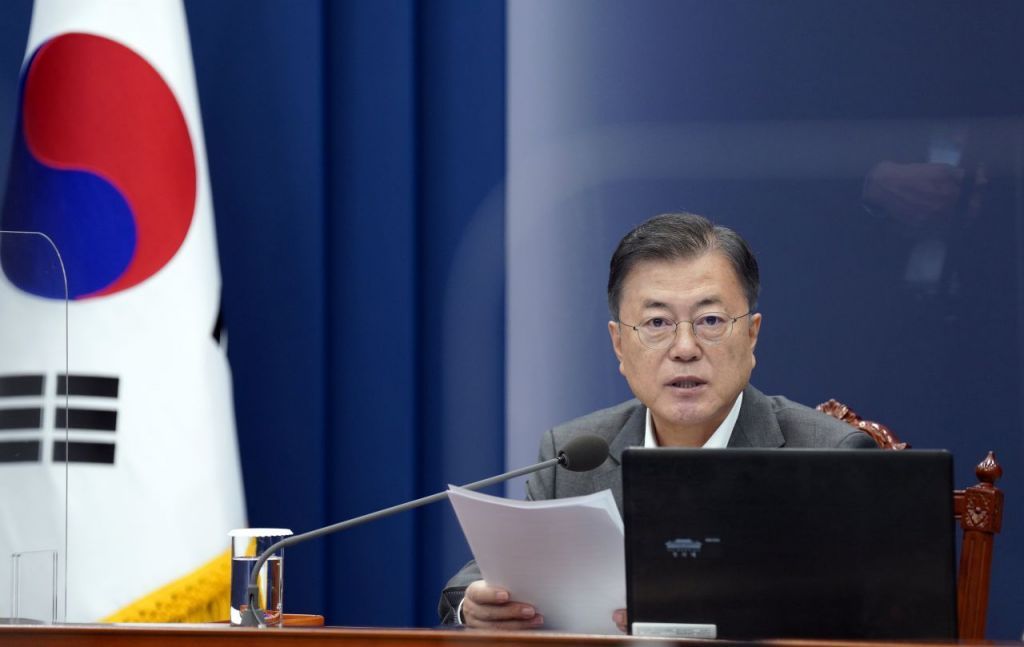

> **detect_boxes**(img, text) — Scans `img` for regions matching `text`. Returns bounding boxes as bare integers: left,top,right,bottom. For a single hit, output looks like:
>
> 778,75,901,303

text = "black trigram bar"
53,441,115,464
0,440,41,462
0,375,44,397
54,408,117,432
0,407,43,431
56,375,119,398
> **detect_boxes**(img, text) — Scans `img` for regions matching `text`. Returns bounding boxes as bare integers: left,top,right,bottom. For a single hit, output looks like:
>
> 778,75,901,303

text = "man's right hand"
461,580,544,630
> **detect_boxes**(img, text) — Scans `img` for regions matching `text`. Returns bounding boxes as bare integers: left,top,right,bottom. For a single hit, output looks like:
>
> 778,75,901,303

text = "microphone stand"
241,456,563,627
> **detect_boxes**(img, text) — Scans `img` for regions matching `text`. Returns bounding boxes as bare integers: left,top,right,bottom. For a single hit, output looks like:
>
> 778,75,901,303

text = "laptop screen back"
622,448,957,640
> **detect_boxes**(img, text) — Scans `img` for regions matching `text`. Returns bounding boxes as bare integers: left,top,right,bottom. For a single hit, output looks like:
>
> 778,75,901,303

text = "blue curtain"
186,0,506,627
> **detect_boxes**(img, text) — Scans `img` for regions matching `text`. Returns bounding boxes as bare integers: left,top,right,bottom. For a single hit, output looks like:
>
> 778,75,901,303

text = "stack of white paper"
447,486,626,635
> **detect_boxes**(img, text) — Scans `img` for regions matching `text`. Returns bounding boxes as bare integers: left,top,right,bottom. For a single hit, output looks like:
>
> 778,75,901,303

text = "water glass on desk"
228,528,292,626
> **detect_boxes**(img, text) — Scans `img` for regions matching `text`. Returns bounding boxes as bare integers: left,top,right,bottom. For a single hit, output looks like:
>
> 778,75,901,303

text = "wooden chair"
817,399,1004,640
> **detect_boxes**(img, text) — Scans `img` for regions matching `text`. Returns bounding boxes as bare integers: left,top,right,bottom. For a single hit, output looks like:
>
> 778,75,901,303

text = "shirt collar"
643,391,743,448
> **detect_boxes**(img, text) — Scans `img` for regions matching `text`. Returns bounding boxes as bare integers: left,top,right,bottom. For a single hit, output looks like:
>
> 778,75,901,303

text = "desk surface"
0,623,1014,647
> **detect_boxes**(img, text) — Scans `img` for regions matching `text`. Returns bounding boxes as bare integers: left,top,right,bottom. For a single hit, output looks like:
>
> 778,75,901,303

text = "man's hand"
613,608,628,633
461,580,544,630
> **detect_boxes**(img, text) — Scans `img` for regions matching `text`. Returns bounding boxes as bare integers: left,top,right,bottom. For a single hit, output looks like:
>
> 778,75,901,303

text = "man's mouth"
668,378,706,389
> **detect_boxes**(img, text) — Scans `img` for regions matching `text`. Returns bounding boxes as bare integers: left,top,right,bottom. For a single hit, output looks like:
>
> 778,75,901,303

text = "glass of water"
228,528,292,626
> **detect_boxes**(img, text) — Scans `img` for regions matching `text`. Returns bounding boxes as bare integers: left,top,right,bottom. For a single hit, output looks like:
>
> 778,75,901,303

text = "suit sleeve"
525,428,557,501
437,559,481,624
838,428,882,448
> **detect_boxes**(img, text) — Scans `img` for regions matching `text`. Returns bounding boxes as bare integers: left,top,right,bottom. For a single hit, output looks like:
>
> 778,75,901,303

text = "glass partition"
0,230,69,624
506,4,1023,638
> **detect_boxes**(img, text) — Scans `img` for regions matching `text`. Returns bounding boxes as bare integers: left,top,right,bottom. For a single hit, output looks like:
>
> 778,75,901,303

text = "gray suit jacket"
437,385,876,623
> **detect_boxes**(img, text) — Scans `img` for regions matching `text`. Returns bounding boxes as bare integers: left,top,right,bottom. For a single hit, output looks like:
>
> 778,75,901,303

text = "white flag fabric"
0,0,246,622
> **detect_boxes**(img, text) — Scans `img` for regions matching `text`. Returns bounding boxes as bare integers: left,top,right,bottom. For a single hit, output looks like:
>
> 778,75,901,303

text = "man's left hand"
613,608,627,633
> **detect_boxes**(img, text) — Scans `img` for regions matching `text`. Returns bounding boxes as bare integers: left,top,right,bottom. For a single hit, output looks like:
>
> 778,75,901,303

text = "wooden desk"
0,624,1012,647
0,624,641,646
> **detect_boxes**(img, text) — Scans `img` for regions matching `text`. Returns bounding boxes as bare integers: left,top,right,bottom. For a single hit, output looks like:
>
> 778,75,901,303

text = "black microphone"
241,434,610,627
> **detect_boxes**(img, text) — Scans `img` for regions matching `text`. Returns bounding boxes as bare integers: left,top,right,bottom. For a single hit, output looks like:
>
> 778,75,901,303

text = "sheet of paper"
447,485,625,635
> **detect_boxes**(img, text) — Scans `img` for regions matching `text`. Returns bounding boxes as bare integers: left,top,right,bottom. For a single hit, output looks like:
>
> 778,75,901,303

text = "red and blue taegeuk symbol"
1,33,196,300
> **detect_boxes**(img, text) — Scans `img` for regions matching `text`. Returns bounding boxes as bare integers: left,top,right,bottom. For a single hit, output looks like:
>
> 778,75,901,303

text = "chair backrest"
816,399,1004,640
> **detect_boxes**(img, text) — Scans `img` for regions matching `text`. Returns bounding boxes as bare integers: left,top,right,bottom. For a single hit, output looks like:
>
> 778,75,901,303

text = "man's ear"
609,320,625,365
748,312,762,353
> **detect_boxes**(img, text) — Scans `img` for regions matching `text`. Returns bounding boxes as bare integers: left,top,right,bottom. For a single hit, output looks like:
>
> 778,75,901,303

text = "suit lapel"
597,403,645,512
728,385,785,448
608,403,646,464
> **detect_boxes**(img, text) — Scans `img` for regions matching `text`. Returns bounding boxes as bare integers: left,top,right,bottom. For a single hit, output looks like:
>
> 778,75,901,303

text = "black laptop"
622,448,957,640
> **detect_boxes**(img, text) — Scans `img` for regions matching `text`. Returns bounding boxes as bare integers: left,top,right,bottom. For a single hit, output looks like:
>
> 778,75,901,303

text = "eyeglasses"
618,312,752,349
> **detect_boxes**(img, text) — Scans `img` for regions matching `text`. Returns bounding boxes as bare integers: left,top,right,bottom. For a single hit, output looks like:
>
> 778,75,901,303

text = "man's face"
608,252,761,442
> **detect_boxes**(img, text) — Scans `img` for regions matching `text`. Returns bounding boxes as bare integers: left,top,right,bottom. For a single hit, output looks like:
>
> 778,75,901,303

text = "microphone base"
237,611,265,628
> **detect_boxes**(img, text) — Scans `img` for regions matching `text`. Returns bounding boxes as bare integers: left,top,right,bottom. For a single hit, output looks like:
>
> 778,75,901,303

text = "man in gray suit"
439,212,875,630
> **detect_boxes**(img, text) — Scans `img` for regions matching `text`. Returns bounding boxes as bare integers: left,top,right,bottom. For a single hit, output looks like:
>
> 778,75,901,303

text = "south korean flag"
0,0,246,622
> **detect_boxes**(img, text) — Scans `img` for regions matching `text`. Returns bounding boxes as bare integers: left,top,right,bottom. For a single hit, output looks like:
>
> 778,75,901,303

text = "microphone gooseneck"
241,434,610,627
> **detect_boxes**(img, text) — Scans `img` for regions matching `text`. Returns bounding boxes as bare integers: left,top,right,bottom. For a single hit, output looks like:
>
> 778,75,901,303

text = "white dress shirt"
643,391,743,448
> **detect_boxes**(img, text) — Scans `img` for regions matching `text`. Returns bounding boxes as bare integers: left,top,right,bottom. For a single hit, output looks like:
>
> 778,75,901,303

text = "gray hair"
607,212,760,319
